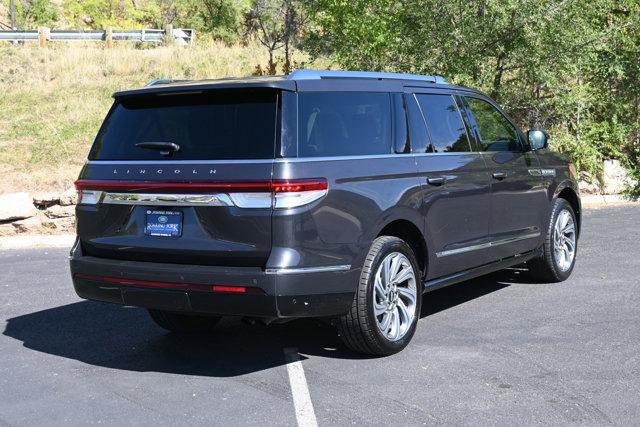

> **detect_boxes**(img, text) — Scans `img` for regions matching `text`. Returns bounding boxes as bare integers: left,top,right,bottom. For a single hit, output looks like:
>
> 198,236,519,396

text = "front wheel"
528,198,578,282
148,309,221,334
337,236,422,356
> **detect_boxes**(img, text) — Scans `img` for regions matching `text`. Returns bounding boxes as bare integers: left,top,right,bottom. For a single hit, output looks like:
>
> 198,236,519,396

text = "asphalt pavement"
0,205,638,426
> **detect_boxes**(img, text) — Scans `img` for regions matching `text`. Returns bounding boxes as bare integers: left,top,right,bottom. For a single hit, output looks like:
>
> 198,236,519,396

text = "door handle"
427,176,446,186
492,171,507,180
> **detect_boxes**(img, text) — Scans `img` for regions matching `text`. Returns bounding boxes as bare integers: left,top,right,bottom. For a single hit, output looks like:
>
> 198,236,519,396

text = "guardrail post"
105,26,113,49
164,24,173,45
37,27,50,48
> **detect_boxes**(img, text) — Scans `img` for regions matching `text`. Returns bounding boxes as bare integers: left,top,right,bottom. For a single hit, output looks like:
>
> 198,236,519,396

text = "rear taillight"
272,179,328,209
74,179,328,209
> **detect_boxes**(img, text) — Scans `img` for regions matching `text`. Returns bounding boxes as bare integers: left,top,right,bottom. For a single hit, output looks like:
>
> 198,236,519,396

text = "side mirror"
527,129,549,150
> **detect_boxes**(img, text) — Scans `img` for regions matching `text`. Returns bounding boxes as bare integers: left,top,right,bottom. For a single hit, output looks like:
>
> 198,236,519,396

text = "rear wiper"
135,142,181,156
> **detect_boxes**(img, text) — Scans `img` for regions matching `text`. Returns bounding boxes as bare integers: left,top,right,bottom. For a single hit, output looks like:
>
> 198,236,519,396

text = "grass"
0,41,327,193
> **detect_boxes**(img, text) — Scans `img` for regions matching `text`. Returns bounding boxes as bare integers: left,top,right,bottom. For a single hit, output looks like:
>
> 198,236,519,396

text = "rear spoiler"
113,78,296,99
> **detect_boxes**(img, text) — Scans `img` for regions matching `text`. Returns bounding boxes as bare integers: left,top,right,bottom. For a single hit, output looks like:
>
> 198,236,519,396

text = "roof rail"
144,78,188,87
288,69,448,84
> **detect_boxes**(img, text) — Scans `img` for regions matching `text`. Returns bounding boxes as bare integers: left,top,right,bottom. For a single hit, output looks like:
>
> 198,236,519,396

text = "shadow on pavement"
3,267,537,377
421,266,537,317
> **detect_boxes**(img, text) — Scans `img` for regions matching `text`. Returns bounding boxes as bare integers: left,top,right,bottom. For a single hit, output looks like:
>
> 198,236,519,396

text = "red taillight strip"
75,179,327,194
74,273,263,294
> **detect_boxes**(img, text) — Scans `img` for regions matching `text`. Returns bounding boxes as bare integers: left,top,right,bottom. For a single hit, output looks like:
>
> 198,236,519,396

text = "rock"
0,192,38,222
44,204,76,219
602,159,636,195
579,180,600,195
33,192,60,208
11,216,43,234
59,186,77,206
41,216,75,233
0,223,17,237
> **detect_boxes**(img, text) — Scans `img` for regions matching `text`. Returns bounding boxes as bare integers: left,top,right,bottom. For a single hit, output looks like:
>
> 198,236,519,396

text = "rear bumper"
70,242,358,318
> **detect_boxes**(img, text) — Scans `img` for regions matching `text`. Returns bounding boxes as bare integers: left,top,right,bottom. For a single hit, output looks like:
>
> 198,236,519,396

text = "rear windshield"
90,90,278,160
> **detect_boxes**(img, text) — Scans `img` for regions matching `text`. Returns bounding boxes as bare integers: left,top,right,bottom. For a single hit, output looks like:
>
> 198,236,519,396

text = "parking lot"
1,204,638,425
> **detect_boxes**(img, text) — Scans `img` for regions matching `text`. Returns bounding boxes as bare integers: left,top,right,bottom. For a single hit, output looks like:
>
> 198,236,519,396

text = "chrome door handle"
427,176,446,186
492,171,507,180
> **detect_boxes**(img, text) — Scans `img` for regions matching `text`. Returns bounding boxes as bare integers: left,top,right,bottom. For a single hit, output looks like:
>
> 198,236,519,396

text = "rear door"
460,95,547,260
75,88,279,267
408,92,492,280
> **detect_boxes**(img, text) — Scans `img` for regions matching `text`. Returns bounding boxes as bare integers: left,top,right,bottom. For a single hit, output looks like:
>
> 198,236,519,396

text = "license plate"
144,210,182,237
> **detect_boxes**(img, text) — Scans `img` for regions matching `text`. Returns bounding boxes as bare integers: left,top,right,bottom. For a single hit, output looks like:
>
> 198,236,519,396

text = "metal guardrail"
0,28,195,45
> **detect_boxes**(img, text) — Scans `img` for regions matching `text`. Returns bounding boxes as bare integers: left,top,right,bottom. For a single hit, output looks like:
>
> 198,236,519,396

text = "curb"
0,234,76,250
580,194,638,209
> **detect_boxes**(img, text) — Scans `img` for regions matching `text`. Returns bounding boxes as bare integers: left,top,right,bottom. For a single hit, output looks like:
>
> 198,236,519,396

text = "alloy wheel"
372,252,417,342
553,209,576,271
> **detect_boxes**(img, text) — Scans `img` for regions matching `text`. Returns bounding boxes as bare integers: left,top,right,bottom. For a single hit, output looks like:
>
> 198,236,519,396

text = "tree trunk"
490,55,505,101
284,40,291,74
267,49,276,75
9,0,16,29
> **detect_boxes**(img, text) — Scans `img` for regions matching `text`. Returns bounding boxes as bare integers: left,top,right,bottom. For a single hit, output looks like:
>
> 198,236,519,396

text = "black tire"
528,198,578,282
148,309,221,334
337,236,422,356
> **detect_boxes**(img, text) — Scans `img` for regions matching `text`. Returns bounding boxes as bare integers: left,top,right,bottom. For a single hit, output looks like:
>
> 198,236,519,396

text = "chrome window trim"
436,232,541,258
86,152,482,166
275,152,482,163
264,265,351,275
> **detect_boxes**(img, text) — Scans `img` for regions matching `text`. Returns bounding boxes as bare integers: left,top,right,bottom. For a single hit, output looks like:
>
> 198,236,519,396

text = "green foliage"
62,0,162,29
168,0,250,43
26,0,58,25
6,0,59,27
304,0,640,192
60,0,249,42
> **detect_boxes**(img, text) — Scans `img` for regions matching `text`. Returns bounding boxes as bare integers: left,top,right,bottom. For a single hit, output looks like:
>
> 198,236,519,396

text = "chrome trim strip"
88,152,482,166
275,152,482,163
436,232,541,258
102,192,235,206
264,264,351,275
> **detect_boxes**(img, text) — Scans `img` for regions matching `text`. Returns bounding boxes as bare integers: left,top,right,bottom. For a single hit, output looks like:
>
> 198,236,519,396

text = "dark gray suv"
70,70,581,355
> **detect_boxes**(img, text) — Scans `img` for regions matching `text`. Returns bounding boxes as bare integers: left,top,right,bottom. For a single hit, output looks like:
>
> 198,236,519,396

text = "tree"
166,0,250,43
305,0,640,192
246,0,306,74
7,0,59,27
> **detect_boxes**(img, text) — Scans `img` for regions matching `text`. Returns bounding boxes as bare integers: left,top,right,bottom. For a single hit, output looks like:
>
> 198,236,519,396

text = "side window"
415,94,471,153
404,94,430,153
298,92,392,157
465,97,521,152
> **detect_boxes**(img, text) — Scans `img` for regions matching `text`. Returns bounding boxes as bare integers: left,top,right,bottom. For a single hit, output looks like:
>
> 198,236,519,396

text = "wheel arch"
376,219,428,280
555,185,581,237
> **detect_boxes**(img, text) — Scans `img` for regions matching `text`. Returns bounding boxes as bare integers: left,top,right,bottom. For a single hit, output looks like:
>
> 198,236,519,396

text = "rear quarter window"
297,92,392,157
90,89,278,161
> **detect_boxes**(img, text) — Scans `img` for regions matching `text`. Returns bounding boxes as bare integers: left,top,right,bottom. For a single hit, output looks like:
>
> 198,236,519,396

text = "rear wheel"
148,309,221,334
337,236,422,356
528,198,578,282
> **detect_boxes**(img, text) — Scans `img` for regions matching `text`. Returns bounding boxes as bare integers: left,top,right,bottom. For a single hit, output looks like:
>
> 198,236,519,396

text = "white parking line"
283,347,318,427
